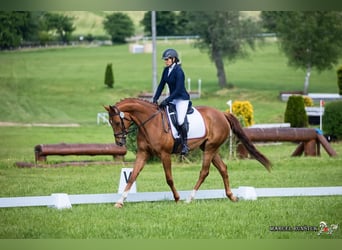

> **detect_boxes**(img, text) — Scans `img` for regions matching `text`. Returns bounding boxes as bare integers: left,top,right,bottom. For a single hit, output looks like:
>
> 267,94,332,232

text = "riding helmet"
162,48,179,61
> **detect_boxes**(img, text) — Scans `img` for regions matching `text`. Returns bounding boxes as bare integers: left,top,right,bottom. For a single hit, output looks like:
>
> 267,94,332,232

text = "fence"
1,186,341,209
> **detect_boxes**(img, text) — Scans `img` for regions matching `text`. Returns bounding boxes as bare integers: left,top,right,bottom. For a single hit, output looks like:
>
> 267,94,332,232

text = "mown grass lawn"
0,126,341,239
1,196,341,239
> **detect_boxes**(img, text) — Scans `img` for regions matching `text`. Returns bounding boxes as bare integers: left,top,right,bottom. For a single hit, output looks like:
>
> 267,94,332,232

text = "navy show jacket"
153,64,190,102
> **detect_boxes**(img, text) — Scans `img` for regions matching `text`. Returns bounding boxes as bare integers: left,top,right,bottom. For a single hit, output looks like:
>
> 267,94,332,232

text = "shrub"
303,95,314,107
84,33,94,43
284,95,308,127
337,65,342,95
104,63,114,88
322,101,342,140
229,101,254,127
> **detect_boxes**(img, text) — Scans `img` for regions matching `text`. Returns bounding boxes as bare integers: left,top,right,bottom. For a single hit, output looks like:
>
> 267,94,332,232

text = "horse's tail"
224,112,272,172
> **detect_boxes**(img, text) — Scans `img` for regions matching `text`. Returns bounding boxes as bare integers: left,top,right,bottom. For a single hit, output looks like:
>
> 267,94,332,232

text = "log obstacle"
237,128,337,158
34,143,127,162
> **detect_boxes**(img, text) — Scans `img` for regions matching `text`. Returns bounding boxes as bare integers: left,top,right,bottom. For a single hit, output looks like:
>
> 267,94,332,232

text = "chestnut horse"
105,98,271,208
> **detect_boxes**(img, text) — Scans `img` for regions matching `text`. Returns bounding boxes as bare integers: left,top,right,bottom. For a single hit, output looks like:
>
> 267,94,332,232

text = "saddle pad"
167,106,206,139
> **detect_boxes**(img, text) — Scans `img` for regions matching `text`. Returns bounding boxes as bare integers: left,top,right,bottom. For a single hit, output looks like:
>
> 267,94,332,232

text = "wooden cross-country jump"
237,128,337,158
34,143,127,162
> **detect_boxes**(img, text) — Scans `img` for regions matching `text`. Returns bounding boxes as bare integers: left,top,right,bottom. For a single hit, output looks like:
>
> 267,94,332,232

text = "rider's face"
164,57,173,67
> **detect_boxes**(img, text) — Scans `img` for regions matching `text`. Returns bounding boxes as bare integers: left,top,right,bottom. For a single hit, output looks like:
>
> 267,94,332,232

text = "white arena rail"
1,186,341,210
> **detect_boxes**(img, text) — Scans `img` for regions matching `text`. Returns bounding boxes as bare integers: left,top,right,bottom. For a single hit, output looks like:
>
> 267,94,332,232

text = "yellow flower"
227,100,254,127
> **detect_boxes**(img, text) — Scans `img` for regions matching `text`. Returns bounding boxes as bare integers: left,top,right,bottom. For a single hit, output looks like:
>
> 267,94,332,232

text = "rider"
153,48,190,155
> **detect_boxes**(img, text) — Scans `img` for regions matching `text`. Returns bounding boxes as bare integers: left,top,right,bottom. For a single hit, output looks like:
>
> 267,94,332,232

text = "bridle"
108,105,167,145
108,106,131,143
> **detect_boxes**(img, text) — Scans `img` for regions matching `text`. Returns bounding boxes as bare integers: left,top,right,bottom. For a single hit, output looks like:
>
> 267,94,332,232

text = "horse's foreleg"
212,153,238,202
186,151,212,203
115,152,148,208
161,153,180,202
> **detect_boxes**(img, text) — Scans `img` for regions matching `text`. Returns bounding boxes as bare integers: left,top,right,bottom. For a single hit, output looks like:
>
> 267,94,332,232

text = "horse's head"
104,105,132,146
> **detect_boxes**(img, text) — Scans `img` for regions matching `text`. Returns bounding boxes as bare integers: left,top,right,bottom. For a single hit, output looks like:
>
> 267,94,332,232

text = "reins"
130,108,163,133
110,105,169,138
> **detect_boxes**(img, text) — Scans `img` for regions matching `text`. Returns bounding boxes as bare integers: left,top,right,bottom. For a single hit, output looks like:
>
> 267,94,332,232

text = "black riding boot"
179,123,189,155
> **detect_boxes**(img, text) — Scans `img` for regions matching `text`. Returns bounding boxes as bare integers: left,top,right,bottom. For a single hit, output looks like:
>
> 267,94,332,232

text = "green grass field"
1,41,339,124
0,40,341,239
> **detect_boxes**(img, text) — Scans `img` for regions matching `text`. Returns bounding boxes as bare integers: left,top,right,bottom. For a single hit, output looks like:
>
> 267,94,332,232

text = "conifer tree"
284,96,308,128
104,63,114,88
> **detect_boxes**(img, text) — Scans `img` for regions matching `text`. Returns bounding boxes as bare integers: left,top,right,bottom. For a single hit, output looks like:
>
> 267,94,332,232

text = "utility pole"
151,11,157,93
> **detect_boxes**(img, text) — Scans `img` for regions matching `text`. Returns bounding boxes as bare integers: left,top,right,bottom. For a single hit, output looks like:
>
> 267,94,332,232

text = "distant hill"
62,11,146,37
62,11,260,38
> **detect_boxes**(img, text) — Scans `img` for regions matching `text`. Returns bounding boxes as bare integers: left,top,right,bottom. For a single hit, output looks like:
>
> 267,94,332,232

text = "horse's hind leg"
186,150,213,203
212,153,238,202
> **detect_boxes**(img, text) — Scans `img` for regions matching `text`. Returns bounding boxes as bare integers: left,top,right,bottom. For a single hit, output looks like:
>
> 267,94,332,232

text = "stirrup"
181,144,189,155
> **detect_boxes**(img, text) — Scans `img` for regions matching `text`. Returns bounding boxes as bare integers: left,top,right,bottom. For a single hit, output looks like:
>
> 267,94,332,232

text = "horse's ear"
104,105,110,111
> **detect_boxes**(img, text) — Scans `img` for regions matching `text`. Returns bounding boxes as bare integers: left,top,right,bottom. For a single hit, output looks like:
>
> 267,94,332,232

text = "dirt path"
0,122,80,127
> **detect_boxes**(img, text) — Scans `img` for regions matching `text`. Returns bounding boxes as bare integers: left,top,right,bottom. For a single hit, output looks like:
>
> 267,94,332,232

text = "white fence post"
97,112,109,125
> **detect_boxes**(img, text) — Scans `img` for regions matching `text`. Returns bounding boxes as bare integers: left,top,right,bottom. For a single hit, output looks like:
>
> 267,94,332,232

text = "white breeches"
170,99,189,125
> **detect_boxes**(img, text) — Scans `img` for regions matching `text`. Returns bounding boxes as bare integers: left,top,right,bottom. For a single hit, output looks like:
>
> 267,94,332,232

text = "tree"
175,11,192,36
104,63,114,88
260,11,284,33
0,11,39,49
103,12,134,44
186,11,262,88
284,95,308,128
43,12,75,44
261,11,342,94
337,65,342,95
141,11,177,36
20,11,42,42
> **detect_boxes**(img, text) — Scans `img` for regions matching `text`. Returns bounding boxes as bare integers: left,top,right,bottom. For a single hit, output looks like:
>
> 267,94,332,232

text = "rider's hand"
159,99,168,108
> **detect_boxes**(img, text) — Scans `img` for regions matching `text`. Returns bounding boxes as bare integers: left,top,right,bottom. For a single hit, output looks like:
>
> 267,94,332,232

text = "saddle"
166,102,206,154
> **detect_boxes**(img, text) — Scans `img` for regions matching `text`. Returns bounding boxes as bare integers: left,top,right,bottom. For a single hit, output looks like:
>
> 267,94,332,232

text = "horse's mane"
115,98,157,108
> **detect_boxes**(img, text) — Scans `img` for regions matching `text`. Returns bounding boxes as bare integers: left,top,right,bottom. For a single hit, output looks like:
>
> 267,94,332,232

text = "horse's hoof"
230,196,239,202
184,196,194,204
228,193,238,202
114,202,124,208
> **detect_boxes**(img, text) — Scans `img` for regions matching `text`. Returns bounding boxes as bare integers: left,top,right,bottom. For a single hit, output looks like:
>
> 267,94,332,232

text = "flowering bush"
227,100,254,127
303,95,314,107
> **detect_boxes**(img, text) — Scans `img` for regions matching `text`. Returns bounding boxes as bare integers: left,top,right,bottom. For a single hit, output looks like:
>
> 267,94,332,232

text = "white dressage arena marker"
237,186,258,200
118,168,137,194
49,193,72,210
0,186,341,209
